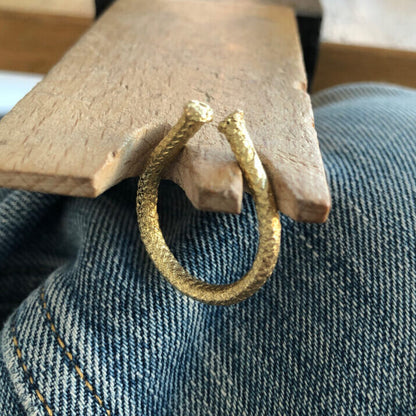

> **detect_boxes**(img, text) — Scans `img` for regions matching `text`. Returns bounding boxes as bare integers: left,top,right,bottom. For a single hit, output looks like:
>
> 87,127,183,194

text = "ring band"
136,101,281,305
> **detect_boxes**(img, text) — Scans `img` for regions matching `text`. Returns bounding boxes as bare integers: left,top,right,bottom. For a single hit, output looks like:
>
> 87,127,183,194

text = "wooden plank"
313,0,416,91
320,0,416,53
0,1,323,80
0,0,94,18
0,10,92,73
313,43,416,91
0,0,330,223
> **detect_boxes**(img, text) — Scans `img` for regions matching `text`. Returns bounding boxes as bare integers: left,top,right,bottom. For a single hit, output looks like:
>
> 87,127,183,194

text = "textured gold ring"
136,101,281,305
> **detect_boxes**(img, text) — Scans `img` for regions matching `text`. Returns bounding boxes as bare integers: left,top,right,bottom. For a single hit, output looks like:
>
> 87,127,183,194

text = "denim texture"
0,83,416,415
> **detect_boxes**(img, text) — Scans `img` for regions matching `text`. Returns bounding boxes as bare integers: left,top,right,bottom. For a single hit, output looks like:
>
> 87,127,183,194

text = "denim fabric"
1,83,416,415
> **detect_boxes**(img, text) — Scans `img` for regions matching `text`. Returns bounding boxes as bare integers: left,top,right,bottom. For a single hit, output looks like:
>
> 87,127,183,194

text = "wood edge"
267,165,331,223
0,171,96,196
278,191,331,223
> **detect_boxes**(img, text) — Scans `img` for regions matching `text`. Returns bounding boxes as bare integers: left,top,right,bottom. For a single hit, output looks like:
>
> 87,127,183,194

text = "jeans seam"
11,325,53,416
40,289,111,416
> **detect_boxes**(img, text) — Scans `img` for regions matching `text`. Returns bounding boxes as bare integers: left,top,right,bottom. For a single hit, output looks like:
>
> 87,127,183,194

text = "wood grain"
0,0,330,223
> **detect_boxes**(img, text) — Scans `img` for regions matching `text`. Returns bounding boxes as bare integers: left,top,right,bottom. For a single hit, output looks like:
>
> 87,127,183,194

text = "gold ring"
136,101,281,305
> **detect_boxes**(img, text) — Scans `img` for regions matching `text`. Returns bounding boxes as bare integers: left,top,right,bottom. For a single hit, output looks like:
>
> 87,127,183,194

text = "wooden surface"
314,43,416,91
0,0,94,18
0,0,330,223
320,0,416,52
0,10,92,73
313,0,416,91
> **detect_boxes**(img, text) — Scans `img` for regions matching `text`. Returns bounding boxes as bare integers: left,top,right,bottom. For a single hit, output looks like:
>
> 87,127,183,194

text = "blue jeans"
1,83,415,415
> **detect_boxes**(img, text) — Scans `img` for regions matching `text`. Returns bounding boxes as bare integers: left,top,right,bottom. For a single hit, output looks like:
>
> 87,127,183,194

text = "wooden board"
0,10,92,73
0,0,330,223
320,0,416,52
313,0,416,91
314,43,416,91
0,0,94,18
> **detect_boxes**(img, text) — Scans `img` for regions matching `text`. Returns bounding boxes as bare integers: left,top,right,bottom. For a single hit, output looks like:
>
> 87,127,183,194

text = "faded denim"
1,83,416,415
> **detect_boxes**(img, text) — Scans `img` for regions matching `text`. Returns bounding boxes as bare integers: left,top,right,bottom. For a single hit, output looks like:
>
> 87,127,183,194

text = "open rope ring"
136,101,281,305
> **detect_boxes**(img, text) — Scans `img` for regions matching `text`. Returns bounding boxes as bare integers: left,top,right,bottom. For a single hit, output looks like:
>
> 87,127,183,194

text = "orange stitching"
11,326,54,416
40,290,111,416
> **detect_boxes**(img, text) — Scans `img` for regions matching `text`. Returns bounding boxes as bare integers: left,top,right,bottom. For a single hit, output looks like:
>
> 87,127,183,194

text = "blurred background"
0,0,415,115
